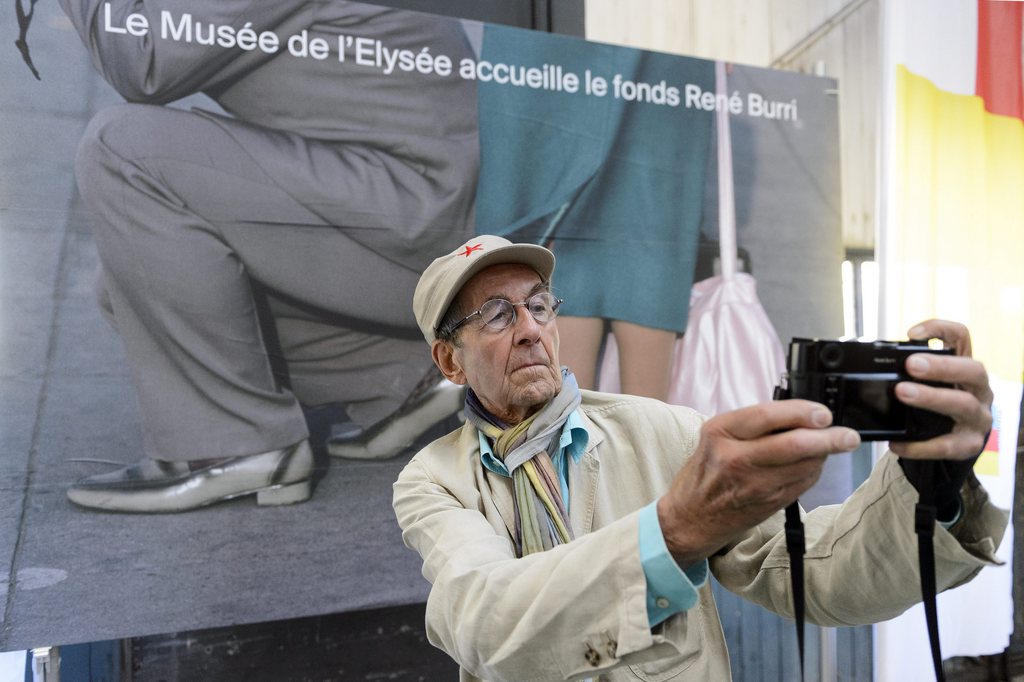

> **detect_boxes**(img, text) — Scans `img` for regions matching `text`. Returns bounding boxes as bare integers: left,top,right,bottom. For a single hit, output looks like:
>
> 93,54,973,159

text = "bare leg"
556,316,605,389
611,320,676,401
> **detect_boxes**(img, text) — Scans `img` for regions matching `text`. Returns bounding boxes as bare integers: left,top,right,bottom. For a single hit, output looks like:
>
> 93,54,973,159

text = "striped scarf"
465,369,581,557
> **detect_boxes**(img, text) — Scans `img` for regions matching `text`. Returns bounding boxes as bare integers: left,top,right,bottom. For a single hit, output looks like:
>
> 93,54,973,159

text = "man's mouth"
512,360,547,372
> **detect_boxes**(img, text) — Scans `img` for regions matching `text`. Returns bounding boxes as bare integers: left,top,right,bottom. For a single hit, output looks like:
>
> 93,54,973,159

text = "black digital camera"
779,338,954,441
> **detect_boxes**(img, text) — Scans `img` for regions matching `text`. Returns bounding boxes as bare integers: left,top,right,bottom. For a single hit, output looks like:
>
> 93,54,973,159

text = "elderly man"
394,234,1007,681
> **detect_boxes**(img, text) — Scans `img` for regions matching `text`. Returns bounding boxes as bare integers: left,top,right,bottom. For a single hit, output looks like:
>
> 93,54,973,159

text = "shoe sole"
67,477,314,513
256,479,312,506
67,442,314,513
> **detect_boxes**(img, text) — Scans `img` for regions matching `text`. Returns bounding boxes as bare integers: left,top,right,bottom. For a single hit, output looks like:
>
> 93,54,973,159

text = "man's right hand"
656,400,861,568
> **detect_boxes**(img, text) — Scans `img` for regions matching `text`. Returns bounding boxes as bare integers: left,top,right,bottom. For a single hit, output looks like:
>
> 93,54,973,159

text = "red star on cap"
458,243,484,257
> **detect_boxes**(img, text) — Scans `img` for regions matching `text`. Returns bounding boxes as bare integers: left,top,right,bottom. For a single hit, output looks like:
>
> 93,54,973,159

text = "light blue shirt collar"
478,408,588,478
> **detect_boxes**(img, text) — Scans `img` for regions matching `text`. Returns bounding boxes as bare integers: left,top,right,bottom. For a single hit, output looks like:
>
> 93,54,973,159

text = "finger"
890,429,987,461
894,380,993,452
778,466,830,506
759,425,862,464
736,462,827,512
712,399,835,441
904,353,988,387
908,319,972,357
712,424,861,472
895,380,991,426
903,354,993,405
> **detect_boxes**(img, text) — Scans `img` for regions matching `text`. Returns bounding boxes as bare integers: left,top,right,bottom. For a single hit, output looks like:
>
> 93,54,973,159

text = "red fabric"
976,0,1023,119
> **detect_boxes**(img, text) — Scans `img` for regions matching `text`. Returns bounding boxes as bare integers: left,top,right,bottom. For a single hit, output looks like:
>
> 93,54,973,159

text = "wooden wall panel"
780,0,879,250
585,0,694,55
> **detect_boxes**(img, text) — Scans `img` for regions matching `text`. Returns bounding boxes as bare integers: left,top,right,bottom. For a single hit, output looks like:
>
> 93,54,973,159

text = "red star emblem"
458,243,484,257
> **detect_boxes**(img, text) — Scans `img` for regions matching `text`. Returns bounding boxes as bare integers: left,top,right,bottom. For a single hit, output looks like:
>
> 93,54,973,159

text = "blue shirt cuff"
638,500,708,627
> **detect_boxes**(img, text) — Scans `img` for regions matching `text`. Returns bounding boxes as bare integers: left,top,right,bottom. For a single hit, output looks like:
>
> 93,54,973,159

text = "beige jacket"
393,390,1007,681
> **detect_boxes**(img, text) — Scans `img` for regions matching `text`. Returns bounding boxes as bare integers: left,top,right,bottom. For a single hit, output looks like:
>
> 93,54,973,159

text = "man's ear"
432,340,467,385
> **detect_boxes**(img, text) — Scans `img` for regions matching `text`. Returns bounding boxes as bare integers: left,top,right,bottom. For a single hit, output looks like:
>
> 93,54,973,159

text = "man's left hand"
890,319,993,461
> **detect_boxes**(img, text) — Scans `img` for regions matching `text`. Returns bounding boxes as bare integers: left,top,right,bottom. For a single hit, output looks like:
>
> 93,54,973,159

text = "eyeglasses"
449,292,563,334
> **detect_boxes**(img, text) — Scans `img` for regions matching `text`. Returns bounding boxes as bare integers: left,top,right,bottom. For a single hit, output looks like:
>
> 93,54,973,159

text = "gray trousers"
76,104,461,462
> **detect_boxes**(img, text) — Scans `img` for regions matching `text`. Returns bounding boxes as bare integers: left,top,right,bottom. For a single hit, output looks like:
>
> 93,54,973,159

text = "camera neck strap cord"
784,501,806,678
915,460,945,682
784,466,945,682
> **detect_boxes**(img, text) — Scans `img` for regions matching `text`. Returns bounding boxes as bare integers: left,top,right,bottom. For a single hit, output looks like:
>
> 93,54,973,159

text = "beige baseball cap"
414,235,555,343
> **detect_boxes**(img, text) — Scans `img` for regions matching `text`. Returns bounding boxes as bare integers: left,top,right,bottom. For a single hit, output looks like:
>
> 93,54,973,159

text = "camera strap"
915,461,946,681
772,386,808,678
784,501,806,678
785,463,945,682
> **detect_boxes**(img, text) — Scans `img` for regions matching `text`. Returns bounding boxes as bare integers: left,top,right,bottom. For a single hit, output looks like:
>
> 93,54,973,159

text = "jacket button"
655,596,670,609
585,644,601,667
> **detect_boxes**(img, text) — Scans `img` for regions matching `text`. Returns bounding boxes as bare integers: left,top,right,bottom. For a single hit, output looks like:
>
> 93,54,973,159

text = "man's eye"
529,301,549,316
487,309,513,325
482,302,513,327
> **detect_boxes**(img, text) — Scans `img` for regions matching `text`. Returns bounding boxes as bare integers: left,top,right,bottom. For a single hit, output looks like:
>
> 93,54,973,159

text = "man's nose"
512,305,543,344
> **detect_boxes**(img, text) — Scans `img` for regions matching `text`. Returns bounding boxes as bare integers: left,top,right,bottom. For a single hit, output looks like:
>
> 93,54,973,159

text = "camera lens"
820,342,843,369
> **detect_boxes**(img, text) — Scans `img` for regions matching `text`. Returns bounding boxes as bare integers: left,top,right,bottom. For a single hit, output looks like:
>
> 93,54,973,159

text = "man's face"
433,264,561,425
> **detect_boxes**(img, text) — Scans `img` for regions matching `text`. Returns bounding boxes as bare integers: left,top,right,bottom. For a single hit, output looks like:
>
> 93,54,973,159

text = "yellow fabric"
891,65,1024,388
494,415,535,454
522,458,572,542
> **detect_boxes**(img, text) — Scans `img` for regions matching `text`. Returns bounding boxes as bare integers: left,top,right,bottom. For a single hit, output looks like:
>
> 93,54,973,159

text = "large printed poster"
0,0,842,653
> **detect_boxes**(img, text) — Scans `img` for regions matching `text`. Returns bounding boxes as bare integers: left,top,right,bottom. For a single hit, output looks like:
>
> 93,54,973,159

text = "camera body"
782,338,954,441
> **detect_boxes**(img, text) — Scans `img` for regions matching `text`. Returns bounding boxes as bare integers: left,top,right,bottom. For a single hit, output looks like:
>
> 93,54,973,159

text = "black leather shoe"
66,440,314,512
328,379,465,460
